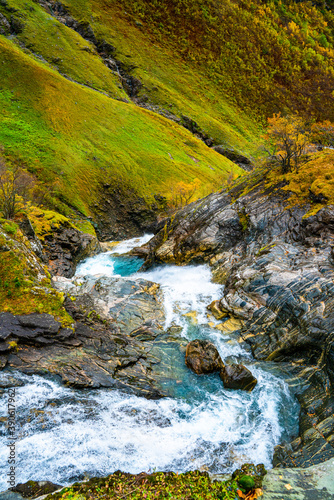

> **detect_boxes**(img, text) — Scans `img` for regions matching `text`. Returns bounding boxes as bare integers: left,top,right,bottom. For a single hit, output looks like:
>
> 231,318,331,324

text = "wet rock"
56,276,165,336
185,339,223,374
0,376,24,388
220,363,257,391
207,300,227,320
12,480,62,499
146,179,334,466
0,275,188,399
41,224,101,278
262,458,334,499
0,492,25,500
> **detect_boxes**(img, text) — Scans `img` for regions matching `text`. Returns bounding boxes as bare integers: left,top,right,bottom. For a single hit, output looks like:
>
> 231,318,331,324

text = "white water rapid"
0,235,299,490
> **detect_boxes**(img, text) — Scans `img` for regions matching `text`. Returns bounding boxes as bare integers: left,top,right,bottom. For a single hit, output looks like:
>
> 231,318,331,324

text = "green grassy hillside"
0,0,333,222
0,35,241,216
0,0,260,220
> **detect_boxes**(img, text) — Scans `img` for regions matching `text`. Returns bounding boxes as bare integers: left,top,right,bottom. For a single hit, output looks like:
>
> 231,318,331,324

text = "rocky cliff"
143,173,334,468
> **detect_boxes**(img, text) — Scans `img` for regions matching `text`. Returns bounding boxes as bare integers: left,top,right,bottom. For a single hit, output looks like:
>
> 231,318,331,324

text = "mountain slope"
0,35,240,216
0,0,334,232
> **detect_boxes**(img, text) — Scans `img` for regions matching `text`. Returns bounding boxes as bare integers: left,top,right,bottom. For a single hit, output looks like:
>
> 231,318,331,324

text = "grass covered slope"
0,34,240,216
114,0,334,121
51,0,260,152
1,0,333,220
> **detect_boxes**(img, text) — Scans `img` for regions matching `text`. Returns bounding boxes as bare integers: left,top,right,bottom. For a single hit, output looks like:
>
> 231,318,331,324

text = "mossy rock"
232,463,267,489
46,470,240,500
13,480,62,498
238,475,255,491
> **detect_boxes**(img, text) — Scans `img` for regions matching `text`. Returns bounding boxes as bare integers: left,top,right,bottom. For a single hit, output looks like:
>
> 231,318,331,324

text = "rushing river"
0,235,299,490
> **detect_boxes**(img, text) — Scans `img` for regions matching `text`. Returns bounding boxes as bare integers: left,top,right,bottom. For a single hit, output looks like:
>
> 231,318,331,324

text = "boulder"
185,339,223,374
220,363,257,391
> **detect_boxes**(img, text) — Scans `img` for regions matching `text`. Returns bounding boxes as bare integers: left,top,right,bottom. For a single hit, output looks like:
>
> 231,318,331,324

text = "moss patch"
0,222,72,326
28,207,74,241
47,471,239,500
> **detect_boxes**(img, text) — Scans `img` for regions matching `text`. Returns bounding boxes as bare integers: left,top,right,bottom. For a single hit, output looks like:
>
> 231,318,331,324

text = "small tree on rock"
266,113,310,173
169,178,201,208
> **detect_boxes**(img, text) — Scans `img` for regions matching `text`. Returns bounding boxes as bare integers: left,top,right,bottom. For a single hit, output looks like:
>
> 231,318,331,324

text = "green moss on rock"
0,221,72,326
46,471,239,500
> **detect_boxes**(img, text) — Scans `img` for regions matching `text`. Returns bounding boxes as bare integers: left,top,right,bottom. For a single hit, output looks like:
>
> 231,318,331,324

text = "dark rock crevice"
92,181,160,241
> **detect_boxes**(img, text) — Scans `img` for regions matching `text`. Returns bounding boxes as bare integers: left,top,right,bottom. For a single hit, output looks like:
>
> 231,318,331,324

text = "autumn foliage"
169,178,201,208
265,114,311,174
310,120,334,147
0,162,35,219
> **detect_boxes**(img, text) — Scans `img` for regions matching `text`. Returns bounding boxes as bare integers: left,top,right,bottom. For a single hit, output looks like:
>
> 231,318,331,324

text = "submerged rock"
220,363,257,392
185,339,223,374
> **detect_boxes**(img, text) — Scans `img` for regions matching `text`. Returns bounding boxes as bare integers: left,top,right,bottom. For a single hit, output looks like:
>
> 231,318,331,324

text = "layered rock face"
144,182,334,468
41,224,101,278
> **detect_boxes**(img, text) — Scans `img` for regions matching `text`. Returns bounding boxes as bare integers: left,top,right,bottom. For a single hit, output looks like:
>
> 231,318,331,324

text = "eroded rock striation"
143,179,334,468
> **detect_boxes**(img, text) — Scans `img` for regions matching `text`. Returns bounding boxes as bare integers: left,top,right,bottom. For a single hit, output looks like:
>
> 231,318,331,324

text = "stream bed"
0,235,300,490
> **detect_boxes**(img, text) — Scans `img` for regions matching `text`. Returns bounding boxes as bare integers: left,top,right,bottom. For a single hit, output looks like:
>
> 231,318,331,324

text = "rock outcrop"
0,309,166,399
0,272,190,399
143,178,334,467
262,457,334,499
39,223,101,278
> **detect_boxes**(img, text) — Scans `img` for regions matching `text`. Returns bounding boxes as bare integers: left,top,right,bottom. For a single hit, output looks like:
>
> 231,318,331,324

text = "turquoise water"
112,256,144,276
